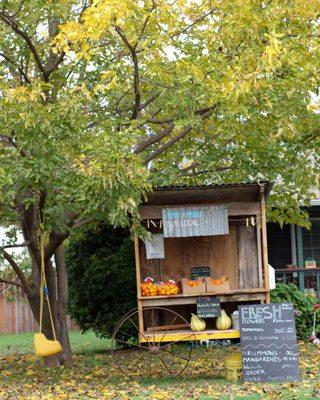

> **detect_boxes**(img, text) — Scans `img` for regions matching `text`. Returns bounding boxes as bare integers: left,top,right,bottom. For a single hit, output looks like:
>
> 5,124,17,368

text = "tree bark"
18,223,73,367
55,244,73,366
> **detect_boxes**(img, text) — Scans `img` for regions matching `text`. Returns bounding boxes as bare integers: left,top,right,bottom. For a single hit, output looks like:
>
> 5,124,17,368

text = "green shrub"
270,283,320,340
66,224,136,338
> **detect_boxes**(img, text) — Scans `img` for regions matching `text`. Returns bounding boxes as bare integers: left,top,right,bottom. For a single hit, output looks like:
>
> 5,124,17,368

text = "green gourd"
216,310,232,330
190,313,206,331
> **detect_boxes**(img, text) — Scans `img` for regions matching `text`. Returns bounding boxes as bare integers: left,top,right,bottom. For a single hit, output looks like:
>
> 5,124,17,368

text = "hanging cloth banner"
145,233,165,259
162,205,229,238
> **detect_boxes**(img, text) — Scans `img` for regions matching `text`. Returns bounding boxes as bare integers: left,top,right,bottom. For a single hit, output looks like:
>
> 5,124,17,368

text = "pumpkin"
216,310,232,330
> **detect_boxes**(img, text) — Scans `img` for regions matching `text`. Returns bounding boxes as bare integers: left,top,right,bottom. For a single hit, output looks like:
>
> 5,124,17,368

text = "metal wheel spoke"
117,329,138,339
159,314,178,343
148,352,152,376
160,333,195,349
126,351,148,373
115,348,145,366
157,352,173,375
113,337,150,351
128,316,149,343
152,308,156,345
116,352,147,373
161,348,190,362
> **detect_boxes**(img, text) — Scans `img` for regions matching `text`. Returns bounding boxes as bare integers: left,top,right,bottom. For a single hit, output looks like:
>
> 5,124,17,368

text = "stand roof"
144,182,272,206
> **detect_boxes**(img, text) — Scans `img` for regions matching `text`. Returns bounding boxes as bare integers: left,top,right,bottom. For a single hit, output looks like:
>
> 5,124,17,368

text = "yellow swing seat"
34,231,62,358
34,333,62,357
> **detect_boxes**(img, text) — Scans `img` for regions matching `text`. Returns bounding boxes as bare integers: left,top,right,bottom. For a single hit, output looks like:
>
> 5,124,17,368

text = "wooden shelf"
139,288,267,300
140,328,240,343
139,288,268,306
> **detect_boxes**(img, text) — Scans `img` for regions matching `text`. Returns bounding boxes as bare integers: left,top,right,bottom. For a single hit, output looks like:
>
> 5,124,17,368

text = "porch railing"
275,268,320,298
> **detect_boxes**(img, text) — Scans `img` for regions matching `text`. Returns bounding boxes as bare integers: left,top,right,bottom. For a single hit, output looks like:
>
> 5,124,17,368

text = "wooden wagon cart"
112,182,272,378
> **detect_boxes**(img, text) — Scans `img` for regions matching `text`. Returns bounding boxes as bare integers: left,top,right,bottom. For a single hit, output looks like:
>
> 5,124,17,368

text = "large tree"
0,0,319,365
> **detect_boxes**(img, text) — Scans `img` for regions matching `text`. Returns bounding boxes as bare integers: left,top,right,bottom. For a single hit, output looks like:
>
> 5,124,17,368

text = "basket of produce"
141,278,179,297
181,278,206,294
205,276,230,293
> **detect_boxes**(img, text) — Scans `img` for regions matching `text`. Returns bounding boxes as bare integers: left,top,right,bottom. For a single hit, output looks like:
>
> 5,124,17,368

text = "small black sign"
191,266,211,280
197,296,221,318
239,303,300,382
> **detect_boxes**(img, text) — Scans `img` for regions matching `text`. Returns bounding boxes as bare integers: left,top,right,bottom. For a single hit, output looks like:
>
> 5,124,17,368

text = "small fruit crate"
141,281,179,297
206,277,230,293
181,278,206,295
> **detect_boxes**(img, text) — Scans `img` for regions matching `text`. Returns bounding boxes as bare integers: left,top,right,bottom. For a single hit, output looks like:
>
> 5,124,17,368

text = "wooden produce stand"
112,182,272,378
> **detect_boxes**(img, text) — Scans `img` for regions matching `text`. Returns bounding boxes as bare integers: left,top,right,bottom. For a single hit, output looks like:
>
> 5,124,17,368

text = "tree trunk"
26,256,72,367
20,231,73,366
55,244,73,366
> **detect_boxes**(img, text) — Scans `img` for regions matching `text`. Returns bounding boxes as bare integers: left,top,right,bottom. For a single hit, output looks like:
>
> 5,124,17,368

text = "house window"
267,223,292,268
301,219,320,266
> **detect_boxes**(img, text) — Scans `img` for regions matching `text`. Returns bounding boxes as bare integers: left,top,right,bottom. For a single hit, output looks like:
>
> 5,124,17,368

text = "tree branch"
131,51,140,119
133,0,156,49
1,249,32,296
146,117,175,125
178,166,233,177
0,241,30,249
138,92,161,111
0,52,30,84
0,277,23,288
0,10,46,78
135,104,218,155
143,109,214,164
134,123,174,154
72,216,96,229
143,125,193,164
171,9,215,39
0,133,28,157
114,25,141,119
11,0,26,18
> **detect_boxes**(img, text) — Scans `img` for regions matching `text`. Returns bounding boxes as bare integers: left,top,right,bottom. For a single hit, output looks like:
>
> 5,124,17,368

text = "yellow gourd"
216,310,232,330
190,314,206,331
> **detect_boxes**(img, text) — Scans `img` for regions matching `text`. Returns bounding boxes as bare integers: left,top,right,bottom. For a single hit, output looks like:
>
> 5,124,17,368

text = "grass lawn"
0,330,111,355
0,335,319,400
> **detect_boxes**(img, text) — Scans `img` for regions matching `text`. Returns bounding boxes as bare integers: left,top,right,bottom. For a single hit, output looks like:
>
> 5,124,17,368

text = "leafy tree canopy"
0,0,319,231
55,0,320,226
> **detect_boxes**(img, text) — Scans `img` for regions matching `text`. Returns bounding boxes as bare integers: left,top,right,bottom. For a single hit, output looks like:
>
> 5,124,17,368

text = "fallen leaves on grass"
0,341,319,399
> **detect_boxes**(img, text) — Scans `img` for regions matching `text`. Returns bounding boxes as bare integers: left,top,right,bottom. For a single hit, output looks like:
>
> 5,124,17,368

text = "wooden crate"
205,278,230,293
181,278,206,294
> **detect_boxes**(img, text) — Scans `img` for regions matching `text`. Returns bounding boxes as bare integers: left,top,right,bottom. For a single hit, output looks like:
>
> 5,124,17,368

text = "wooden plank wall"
140,225,239,290
238,226,259,288
139,224,262,290
0,284,77,335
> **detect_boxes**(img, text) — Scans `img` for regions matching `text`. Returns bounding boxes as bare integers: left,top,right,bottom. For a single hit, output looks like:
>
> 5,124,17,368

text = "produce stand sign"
191,266,211,280
162,205,228,238
239,303,300,382
197,296,221,318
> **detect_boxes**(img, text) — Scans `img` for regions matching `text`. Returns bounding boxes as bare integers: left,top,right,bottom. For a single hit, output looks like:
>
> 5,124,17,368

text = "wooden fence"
0,283,76,335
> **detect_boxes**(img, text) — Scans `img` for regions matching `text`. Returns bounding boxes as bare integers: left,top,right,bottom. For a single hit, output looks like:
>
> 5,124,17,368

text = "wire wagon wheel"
112,307,196,379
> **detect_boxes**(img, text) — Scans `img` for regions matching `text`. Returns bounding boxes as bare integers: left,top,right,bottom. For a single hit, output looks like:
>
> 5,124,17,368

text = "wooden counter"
139,288,268,306
140,328,241,343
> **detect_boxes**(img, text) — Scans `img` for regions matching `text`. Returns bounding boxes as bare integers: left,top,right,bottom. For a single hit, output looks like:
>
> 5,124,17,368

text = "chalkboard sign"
197,296,221,318
191,266,211,280
239,303,300,382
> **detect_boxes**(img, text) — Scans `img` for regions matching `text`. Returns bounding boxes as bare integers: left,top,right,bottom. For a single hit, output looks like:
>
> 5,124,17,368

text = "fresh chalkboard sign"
239,303,300,382
197,296,221,318
191,266,211,280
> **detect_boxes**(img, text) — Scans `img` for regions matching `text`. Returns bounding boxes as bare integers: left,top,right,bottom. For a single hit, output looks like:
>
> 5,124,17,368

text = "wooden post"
133,231,144,336
260,191,270,303
256,222,263,288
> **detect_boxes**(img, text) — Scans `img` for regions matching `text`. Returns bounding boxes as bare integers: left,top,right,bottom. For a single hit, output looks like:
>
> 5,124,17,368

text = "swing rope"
39,234,57,340
34,212,62,357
